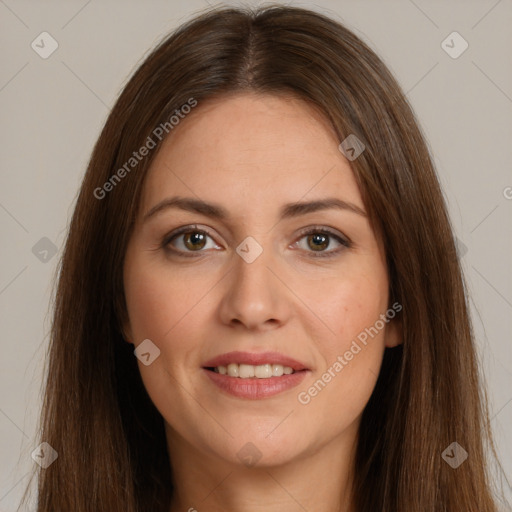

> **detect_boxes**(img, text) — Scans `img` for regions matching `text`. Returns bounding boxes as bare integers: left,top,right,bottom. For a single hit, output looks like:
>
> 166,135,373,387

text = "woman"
22,5,504,511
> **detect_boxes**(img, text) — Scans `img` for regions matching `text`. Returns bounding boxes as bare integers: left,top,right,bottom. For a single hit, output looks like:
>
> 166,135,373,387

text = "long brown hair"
21,5,502,511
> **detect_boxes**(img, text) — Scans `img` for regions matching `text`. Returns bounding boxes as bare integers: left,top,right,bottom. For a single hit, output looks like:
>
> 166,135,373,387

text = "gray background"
1,0,511,510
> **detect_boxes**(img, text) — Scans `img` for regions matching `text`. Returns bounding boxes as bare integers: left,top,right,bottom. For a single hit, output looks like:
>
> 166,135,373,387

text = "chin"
218,431,304,469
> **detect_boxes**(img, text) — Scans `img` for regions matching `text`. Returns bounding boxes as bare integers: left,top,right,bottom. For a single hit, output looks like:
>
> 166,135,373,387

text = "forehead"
139,92,364,219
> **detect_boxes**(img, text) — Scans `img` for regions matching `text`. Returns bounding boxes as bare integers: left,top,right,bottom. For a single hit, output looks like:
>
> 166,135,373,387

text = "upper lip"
202,351,309,371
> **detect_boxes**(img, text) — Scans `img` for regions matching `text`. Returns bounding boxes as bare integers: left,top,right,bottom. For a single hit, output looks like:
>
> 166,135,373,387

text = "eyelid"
294,225,350,244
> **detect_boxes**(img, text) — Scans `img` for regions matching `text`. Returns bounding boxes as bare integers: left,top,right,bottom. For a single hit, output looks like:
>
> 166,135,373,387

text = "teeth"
214,363,296,378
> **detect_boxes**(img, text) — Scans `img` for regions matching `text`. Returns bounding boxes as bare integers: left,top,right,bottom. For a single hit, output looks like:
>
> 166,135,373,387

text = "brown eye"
182,232,207,251
306,233,329,251
294,227,350,258
163,225,220,256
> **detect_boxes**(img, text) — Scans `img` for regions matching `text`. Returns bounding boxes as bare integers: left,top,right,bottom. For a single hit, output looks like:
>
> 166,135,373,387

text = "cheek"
295,269,388,418
124,274,172,341
123,257,219,384
123,259,205,403
124,258,203,342
309,269,388,353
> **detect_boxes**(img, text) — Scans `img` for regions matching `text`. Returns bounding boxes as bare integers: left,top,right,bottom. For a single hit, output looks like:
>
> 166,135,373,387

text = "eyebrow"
143,196,367,223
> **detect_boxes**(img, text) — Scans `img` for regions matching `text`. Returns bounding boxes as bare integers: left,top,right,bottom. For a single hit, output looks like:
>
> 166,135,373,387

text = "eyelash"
162,224,351,259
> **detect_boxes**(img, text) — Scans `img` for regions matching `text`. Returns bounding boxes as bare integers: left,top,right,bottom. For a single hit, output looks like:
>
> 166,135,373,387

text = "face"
122,93,401,468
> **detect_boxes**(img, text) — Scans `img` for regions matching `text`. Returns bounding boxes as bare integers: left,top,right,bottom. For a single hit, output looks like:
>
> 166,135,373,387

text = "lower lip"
203,368,309,399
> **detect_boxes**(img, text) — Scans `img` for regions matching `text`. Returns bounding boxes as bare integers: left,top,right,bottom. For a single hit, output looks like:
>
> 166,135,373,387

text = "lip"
201,351,311,400
202,367,309,399
202,351,309,371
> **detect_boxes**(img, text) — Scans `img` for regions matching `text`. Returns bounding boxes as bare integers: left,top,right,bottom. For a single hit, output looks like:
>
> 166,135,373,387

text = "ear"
384,314,402,348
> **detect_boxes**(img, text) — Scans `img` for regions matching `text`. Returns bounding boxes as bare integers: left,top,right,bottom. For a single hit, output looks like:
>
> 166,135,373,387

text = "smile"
208,363,295,378
202,351,311,399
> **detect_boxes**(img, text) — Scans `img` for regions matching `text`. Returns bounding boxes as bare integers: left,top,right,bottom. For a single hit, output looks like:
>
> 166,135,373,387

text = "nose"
217,241,291,331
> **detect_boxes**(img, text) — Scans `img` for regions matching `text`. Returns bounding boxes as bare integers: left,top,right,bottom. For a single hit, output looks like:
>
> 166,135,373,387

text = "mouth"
202,350,309,372
201,351,310,399
205,363,299,378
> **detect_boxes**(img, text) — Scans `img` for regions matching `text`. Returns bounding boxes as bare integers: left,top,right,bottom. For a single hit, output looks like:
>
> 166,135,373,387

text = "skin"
122,92,402,512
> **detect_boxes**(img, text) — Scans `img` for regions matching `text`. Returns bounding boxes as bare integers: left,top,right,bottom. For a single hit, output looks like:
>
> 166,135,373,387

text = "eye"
293,227,351,258
162,224,350,259
162,225,220,257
